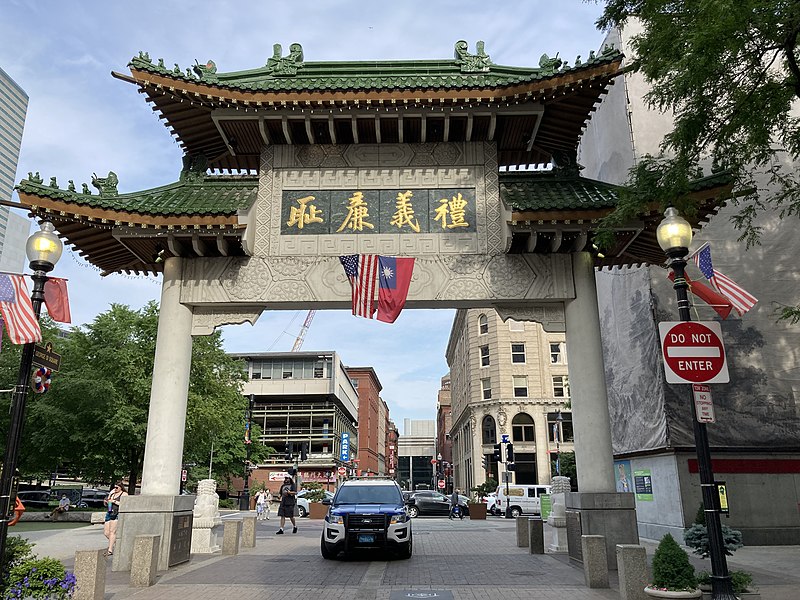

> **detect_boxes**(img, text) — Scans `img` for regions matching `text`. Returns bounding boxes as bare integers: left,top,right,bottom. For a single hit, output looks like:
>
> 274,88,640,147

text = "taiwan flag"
377,256,415,323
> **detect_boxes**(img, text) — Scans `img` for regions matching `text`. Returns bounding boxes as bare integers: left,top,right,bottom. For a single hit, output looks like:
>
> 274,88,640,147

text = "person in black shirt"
276,476,297,534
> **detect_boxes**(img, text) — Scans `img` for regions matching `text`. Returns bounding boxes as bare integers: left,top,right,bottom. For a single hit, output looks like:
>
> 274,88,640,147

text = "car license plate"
358,534,375,543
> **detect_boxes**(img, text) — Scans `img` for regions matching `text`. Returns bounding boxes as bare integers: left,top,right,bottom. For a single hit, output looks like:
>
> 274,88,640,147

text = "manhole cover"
389,593,454,600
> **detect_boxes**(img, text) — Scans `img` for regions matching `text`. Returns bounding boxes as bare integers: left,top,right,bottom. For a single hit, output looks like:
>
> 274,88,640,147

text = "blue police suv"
321,478,412,559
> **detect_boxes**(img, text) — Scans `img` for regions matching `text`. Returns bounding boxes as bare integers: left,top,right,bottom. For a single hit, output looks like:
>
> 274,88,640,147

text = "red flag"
44,278,71,323
377,256,415,323
0,275,42,344
668,271,733,320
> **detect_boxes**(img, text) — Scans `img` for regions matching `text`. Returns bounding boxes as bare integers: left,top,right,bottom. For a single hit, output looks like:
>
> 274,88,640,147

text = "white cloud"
1,0,606,424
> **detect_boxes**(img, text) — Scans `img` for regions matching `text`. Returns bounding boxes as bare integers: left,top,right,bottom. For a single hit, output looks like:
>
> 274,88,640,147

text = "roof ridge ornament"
193,60,218,83
92,171,119,197
454,40,491,73
538,53,562,76
180,154,209,182
550,149,583,177
266,43,304,77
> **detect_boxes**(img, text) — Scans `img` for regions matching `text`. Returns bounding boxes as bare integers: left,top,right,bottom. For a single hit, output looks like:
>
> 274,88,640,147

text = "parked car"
16,490,52,509
482,492,500,515
77,488,110,509
321,479,411,559
495,484,551,517
294,489,334,517
404,490,451,517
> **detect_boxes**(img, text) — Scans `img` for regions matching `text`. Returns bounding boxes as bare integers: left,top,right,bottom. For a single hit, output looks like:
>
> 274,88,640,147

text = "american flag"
339,255,379,318
691,243,757,316
0,275,42,344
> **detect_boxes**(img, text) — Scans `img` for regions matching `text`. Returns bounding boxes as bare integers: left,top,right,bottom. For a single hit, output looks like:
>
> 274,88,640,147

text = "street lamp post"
0,222,63,566
239,394,255,511
656,207,736,600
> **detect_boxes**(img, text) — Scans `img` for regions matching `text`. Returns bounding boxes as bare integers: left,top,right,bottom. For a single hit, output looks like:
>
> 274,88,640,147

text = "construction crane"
291,310,316,351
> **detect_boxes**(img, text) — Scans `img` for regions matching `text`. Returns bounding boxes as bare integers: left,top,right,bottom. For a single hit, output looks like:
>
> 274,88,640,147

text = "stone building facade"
446,308,574,493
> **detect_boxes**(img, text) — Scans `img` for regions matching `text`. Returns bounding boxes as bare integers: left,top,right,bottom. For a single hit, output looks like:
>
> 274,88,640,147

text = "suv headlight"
390,513,408,524
327,514,344,525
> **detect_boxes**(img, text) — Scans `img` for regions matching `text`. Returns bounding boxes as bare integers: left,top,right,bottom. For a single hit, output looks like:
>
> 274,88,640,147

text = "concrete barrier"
581,534,609,589
222,520,242,555
130,535,160,588
73,548,105,600
242,516,257,548
528,518,544,554
516,516,529,547
617,544,648,600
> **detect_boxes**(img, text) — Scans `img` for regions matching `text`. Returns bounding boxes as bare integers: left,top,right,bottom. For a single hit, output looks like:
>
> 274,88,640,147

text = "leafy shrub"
470,478,498,499
651,533,697,591
1,536,35,589
4,557,76,599
218,498,236,509
697,569,754,594
301,482,326,503
683,523,743,558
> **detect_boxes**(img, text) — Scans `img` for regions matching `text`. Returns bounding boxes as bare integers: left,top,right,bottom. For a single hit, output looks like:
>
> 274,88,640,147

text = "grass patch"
11,522,91,532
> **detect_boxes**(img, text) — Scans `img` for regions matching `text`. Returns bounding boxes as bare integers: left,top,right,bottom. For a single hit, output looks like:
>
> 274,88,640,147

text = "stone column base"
565,492,638,570
112,495,195,572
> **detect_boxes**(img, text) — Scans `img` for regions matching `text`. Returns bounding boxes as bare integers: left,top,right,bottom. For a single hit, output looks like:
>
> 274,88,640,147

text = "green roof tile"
16,175,257,217
500,172,621,211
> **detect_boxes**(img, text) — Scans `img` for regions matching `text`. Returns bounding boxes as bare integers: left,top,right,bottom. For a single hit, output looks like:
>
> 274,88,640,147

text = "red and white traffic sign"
430,459,437,465
658,321,729,384
437,480,445,489
337,466,347,476
692,384,716,423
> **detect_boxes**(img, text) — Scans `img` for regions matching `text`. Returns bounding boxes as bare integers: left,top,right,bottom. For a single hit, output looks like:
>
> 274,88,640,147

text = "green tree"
550,451,578,489
593,1,800,321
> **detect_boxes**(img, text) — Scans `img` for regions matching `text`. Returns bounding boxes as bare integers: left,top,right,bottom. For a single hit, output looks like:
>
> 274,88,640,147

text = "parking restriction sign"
692,384,716,423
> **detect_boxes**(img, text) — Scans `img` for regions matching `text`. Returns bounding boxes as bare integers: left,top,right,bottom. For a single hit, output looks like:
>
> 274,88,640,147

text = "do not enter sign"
658,321,729,384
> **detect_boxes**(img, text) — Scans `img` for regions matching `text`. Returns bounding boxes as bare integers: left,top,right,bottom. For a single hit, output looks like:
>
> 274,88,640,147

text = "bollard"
581,534,609,589
73,549,105,600
617,544,648,600
242,515,257,548
222,520,242,555
516,515,529,547
528,518,544,554
130,535,160,588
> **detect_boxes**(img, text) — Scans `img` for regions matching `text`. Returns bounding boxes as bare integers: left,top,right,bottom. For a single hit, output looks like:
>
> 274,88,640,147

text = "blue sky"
1,1,608,427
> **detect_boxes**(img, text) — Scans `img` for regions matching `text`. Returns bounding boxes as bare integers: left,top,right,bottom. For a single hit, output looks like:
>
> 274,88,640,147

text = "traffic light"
285,443,294,462
300,442,309,461
482,455,489,471
506,443,514,463
492,444,502,461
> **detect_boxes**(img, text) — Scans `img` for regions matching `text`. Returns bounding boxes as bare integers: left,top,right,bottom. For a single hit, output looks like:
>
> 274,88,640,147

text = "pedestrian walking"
103,482,128,556
276,475,297,534
255,488,271,520
449,488,463,520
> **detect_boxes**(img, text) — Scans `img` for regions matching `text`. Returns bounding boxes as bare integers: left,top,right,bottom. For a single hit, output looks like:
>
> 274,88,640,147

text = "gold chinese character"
286,195,324,230
337,191,375,232
389,190,420,233
434,193,470,229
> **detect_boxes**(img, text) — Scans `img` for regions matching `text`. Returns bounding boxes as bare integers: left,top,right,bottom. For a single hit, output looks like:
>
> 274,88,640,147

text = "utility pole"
239,394,255,511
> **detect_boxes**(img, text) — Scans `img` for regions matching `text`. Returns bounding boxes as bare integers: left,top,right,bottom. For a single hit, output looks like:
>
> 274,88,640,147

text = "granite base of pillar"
566,492,638,570
112,495,195,573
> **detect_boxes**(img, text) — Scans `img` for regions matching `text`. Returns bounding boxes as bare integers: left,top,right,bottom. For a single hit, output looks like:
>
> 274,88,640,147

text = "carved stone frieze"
497,408,507,427
493,302,567,332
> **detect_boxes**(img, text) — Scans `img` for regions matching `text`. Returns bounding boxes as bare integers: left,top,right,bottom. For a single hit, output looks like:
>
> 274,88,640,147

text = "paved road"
11,516,800,599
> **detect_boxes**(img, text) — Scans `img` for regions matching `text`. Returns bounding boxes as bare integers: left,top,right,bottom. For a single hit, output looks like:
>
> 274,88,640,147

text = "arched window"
482,415,496,444
478,314,488,335
512,413,535,442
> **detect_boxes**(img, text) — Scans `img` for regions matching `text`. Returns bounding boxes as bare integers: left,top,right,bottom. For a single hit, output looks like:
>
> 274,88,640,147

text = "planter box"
701,592,759,599
308,502,328,520
468,503,487,520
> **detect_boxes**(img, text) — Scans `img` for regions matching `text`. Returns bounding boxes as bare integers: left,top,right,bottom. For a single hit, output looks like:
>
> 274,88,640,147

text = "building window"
481,415,496,444
478,314,489,335
480,345,490,367
550,343,563,364
511,343,526,363
351,378,359,388
512,413,535,442
553,375,570,398
547,411,574,442
481,378,492,400
508,319,525,332
512,375,528,398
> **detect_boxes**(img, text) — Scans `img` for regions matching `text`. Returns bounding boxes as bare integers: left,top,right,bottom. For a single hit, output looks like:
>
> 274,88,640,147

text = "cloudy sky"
1,1,608,429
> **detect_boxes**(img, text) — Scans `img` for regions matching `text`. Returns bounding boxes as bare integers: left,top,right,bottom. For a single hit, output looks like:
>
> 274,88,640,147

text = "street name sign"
692,384,716,423
32,341,61,372
658,321,729,384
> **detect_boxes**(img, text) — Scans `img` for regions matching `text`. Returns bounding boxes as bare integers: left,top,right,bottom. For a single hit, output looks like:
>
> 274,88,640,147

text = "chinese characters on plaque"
281,188,477,235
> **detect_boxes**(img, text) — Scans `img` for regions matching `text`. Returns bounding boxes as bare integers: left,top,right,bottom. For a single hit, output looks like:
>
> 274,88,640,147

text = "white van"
495,484,551,517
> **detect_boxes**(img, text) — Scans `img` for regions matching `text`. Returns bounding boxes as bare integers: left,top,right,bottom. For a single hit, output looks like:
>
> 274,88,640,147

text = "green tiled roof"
128,43,622,94
500,171,621,211
16,175,257,217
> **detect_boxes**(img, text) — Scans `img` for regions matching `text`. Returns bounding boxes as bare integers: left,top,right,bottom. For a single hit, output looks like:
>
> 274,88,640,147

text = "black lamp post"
656,207,736,600
239,393,255,511
0,221,63,566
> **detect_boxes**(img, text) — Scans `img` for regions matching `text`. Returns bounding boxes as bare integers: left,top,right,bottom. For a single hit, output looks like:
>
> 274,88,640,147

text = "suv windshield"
334,485,402,505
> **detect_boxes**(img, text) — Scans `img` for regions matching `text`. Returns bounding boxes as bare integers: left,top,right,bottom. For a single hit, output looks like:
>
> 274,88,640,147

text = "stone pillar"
130,535,160,588
516,516,529,547
581,534,610,589
242,516,257,548
564,252,614,492
564,253,639,569
533,409,552,484
73,549,105,600
222,520,242,555
140,256,193,496
617,544,649,600
528,518,544,554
